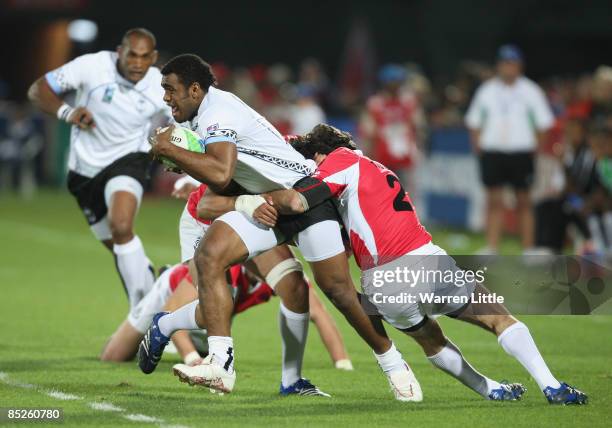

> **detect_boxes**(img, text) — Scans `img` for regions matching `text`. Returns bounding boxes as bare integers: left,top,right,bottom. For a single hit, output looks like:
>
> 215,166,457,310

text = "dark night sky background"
1,0,611,100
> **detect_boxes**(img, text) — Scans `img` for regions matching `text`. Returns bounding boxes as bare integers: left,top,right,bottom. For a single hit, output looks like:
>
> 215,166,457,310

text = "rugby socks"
498,321,561,390
113,235,154,308
374,342,407,373
427,340,499,398
279,302,309,387
604,212,612,251
158,299,200,337
208,336,235,373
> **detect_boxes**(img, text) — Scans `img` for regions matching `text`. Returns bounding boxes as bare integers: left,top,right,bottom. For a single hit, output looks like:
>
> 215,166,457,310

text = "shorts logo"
207,123,219,132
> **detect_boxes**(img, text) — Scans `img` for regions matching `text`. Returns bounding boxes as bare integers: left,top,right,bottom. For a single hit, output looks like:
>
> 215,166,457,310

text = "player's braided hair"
161,54,217,90
291,124,357,159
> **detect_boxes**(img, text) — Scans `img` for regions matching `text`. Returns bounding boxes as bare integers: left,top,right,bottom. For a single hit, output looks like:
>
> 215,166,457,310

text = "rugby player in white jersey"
142,54,420,399
253,124,588,405
28,28,171,313
131,181,353,397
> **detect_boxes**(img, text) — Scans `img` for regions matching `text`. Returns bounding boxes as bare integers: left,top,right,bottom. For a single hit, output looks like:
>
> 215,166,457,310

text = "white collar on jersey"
189,86,214,131
109,51,152,91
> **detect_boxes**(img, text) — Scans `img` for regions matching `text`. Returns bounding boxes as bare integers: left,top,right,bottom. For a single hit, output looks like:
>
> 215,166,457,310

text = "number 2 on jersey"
386,175,413,212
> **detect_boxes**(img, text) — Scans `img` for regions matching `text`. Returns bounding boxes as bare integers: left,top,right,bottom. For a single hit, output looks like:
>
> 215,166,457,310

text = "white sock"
428,341,500,398
588,215,606,252
374,342,406,373
158,299,200,337
208,336,235,373
498,322,561,390
113,236,154,308
603,212,612,251
279,302,309,387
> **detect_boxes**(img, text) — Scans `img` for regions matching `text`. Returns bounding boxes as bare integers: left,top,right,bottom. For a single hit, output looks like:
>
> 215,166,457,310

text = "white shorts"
361,242,476,330
179,206,209,263
214,211,345,262
127,267,174,334
90,175,144,241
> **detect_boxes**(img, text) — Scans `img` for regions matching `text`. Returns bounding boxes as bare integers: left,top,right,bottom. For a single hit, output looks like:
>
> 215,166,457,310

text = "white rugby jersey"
465,76,554,152
46,51,171,177
188,86,315,193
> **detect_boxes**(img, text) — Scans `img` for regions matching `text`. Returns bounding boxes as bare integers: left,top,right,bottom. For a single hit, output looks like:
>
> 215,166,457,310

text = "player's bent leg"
246,246,329,396
162,277,207,366
402,317,524,401
457,284,587,404
309,253,391,355
107,177,155,308
174,212,276,393
137,266,200,374
308,287,353,370
100,320,143,362
309,253,420,401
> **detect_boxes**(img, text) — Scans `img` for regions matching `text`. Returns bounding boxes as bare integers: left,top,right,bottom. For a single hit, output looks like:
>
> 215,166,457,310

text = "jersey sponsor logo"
236,147,314,174
102,86,115,103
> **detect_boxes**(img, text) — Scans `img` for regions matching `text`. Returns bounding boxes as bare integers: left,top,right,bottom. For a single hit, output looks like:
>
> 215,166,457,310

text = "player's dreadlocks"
291,124,357,159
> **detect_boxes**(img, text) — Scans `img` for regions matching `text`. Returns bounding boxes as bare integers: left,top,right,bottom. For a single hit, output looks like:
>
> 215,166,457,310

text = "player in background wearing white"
143,54,420,400
254,124,587,405
28,28,171,312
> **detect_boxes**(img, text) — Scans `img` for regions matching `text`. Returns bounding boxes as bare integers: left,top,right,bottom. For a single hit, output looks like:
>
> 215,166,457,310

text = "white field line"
0,371,188,428
45,390,83,401
88,402,124,412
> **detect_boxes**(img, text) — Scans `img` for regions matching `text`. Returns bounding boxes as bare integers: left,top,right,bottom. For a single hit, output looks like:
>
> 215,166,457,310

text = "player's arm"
150,125,236,191
197,185,278,226
253,176,335,227
28,72,94,129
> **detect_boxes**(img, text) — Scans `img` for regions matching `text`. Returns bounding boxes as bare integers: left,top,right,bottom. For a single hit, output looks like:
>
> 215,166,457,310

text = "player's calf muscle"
275,271,309,313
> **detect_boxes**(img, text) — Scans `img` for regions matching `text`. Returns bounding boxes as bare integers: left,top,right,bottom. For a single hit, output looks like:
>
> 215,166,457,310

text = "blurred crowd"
1,53,610,256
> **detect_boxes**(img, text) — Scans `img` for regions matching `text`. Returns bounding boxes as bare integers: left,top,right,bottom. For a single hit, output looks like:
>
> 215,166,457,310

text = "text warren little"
371,292,504,305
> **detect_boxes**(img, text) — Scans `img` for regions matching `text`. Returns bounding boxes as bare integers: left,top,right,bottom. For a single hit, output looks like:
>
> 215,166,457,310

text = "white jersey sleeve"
45,53,97,94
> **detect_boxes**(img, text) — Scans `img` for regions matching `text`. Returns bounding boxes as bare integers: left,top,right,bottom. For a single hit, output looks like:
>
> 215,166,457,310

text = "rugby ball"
157,126,205,168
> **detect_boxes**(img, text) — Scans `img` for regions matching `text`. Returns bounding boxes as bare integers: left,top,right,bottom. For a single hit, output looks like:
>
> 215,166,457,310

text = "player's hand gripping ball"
149,126,205,170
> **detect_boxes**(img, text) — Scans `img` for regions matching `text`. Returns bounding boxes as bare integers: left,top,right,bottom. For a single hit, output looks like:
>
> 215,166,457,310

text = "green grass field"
0,190,610,427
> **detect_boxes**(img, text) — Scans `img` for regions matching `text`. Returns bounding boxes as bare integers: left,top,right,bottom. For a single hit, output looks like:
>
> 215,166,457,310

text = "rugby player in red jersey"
253,124,587,405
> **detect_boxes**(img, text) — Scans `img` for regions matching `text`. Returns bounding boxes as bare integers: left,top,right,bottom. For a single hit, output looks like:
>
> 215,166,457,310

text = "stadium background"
1,1,611,427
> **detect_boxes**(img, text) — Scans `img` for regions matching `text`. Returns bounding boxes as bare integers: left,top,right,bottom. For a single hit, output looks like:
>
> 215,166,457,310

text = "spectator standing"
289,84,326,135
465,45,554,254
359,64,426,194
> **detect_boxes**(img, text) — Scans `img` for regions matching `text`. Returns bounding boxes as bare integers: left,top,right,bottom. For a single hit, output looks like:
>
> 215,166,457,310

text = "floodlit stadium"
0,1,611,427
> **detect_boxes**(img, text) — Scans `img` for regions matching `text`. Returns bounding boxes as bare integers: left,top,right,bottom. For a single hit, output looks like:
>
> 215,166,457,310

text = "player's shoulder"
323,148,360,168
72,50,115,68
145,65,163,81
207,86,238,104
196,86,246,128
517,76,545,95
141,66,164,94
478,78,499,93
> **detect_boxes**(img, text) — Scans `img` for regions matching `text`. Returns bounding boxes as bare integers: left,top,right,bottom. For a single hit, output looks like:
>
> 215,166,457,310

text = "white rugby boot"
386,363,423,402
173,355,236,393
